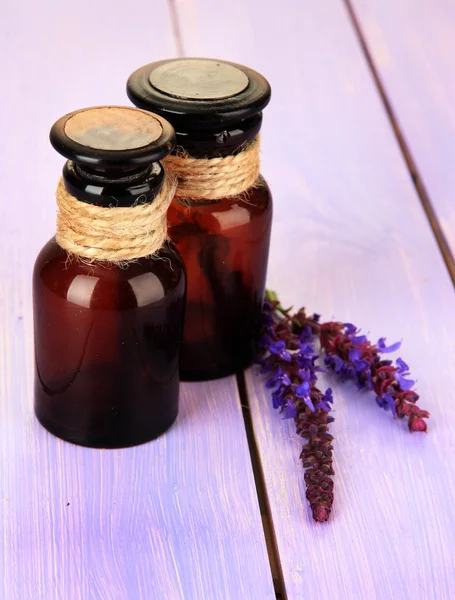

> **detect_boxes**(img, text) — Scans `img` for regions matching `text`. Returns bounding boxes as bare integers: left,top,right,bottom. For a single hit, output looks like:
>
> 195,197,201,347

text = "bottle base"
35,407,178,449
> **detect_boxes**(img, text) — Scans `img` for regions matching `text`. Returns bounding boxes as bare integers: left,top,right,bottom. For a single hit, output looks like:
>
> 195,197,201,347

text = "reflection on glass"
212,204,251,230
128,272,165,307
66,275,99,308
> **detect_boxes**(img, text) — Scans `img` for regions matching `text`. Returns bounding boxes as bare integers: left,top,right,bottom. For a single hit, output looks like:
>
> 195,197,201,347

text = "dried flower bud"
259,296,335,522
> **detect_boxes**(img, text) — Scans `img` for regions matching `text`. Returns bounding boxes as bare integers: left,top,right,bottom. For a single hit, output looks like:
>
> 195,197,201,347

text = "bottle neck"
62,160,164,208
172,113,262,158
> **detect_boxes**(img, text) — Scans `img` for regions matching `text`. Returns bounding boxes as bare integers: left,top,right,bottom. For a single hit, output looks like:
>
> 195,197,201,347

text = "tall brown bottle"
127,58,272,381
34,106,186,448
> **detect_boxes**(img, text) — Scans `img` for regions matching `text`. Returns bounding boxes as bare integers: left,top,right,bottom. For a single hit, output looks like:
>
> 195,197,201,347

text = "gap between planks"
343,0,455,285
237,372,287,600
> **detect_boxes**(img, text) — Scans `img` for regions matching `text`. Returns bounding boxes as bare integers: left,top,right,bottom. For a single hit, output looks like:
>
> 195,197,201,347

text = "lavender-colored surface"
174,0,455,598
351,0,455,258
0,2,274,599
2,0,455,598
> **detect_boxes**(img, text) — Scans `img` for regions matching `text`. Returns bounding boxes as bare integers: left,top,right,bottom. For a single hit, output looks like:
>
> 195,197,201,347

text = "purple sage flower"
258,295,335,522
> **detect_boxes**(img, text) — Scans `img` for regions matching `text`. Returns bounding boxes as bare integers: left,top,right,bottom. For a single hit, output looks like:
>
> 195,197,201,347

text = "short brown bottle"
127,58,272,381
34,106,186,448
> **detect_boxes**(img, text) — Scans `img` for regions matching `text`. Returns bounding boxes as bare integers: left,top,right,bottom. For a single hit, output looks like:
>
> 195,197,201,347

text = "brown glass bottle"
34,107,186,448
127,59,272,381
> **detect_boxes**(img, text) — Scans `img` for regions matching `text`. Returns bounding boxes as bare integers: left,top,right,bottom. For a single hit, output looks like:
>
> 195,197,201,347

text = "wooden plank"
349,0,455,264
0,2,275,598
174,0,455,598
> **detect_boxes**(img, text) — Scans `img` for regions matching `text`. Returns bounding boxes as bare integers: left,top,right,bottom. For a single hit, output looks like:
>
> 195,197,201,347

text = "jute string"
163,136,260,200
55,174,177,262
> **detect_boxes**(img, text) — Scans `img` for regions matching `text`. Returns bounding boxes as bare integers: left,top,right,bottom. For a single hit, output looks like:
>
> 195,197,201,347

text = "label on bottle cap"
64,107,163,151
149,59,249,100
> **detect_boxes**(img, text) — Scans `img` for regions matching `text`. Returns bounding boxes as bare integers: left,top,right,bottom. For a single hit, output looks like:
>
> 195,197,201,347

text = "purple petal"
269,340,293,362
303,396,315,411
296,381,310,396
382,393,397,415
344,323,357,334
282,402,297,419
377,338,402,354
269,340,285,355
317,388,333,412
396,357,410,374
300,343,315,356
396,374,415,390
282,374,292,387
317,400,331,412
299,325,313,344
296,354,309,368
364,371,373,390
343,366,355,380
265,378,277,389
272,390,284,410
351,334,367,345
349,347,362,362
332,355,345,373
324,387,334,403
376,395,386,409
298,369,311,382
281,351,292,362
353,359,370,373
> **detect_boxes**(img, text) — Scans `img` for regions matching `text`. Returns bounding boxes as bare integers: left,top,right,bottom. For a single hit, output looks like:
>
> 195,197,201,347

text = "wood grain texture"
173,0,455,598
0,2,274,598
349,0,455,264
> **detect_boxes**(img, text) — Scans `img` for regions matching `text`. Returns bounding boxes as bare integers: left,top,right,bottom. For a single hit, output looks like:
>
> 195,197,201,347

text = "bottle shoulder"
34,238,185,310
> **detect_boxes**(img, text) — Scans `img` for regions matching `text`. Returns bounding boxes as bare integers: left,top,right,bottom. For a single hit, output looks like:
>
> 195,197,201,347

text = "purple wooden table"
1,1,455,598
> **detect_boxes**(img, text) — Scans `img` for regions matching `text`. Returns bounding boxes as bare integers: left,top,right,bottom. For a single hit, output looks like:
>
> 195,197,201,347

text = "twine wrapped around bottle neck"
55,174,177,262
163,136,260,201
